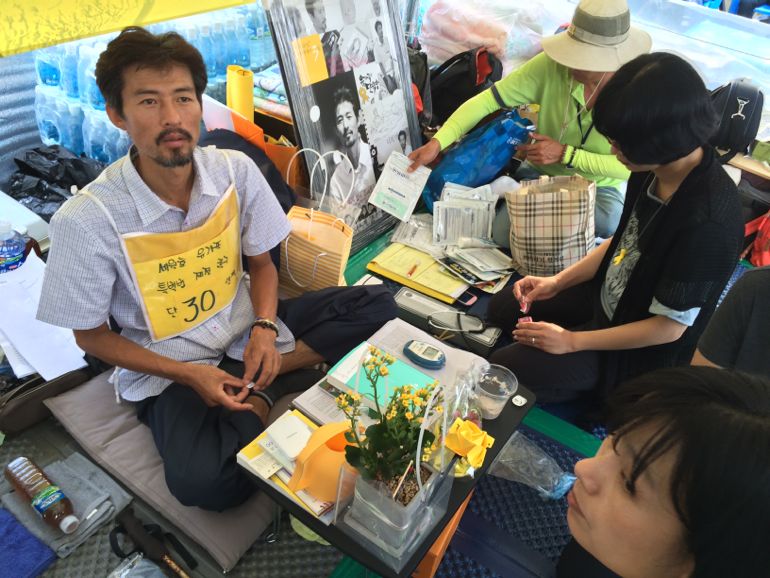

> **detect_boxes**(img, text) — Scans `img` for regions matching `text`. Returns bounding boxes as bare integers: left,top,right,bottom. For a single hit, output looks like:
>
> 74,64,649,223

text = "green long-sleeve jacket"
433,52,629,189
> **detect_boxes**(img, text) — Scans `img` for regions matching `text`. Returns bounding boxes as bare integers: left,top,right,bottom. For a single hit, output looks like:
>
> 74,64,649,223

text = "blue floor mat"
435,426,584,578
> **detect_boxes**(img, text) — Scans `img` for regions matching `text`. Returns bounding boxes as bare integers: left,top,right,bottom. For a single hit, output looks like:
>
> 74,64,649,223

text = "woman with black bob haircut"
95,26,207,118
487,53,744,405
557,366,770,578
592,52,719,166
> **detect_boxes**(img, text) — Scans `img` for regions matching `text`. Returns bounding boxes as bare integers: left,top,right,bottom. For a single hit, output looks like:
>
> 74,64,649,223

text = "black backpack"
430,47,503,126
710,78,764,163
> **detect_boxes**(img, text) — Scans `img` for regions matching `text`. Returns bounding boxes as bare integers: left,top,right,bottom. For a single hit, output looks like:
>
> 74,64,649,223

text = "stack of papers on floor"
237,410,335,523
0,253,86,380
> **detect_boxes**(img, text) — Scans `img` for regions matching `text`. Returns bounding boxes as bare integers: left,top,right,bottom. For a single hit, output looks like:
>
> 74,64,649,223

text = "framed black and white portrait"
267,0,420,250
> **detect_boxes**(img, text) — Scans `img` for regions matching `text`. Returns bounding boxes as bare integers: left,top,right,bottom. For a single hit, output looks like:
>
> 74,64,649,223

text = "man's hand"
242,327,281,390
407,138,441,172
513,321,576,355
517,133,566,166
513,275,561,313
187,364,254,411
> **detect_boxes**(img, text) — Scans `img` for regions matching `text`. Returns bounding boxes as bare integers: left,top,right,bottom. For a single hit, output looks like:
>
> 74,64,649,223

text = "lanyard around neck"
575,102,594,147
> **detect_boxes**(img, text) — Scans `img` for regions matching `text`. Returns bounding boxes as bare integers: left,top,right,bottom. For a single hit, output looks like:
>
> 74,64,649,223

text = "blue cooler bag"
422,109,534,211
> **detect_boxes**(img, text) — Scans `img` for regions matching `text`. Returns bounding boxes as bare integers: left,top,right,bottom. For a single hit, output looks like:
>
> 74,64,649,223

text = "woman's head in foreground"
568,366,770,578
593,52,718,171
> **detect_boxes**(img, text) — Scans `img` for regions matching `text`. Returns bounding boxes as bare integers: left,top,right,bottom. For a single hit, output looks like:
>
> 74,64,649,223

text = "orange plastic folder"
366,243,468,304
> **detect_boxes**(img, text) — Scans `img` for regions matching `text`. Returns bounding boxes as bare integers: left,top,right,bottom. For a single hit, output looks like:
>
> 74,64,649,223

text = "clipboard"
366,243,468,304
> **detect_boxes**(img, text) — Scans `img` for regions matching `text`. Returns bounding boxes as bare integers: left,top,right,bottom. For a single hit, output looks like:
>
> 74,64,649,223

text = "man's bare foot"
247,395,270,424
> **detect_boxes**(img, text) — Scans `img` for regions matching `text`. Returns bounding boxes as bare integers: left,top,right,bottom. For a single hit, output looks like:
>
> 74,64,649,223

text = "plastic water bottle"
77,44,93,106
212,21,229,77
235,15,252,69
84,44,107,111
0,222,26,274
35,47,61,87
60,42,80,99
65,101,86,156
223,16,244,68
88,117,110,164
199,25,217,80
34,86,62,146
261,18,276,69
5,457,80,534
250,6,265,71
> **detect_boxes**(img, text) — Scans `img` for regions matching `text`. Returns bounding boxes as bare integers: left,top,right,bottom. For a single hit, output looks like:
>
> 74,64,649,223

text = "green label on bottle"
31,485,64,515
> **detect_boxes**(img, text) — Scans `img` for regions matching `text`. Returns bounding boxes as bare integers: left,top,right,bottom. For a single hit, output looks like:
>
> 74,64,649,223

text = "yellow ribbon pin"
613,248,627,265
444,417,495,469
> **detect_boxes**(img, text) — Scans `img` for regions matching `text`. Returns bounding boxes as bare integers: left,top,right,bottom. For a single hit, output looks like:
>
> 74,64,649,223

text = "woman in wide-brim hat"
408,0,651,239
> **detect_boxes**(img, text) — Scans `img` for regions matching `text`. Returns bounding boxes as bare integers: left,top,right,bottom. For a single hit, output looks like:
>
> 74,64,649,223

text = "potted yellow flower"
335,346,453,558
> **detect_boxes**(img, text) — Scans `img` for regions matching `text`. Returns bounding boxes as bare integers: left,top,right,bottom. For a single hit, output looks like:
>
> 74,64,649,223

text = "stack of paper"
237,409,335,522
438,246,515,294
0,254,86,380
367,242,468,304
432,183,498,246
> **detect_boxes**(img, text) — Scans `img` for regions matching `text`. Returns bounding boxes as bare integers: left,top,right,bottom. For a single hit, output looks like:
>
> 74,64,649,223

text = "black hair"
375,20,383,32
332,86,359,118
607,366,770,578
398,130,406,139
593,52,718,165
96,27,207,117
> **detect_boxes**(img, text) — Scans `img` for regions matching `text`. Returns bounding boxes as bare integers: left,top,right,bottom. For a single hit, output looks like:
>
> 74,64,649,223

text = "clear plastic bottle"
35,46,61,87
34,86,62,146
5,457,80,534
0,221,27,274
198,25,217,80
249,6,265,71
212,21,229,77
60,42,80,99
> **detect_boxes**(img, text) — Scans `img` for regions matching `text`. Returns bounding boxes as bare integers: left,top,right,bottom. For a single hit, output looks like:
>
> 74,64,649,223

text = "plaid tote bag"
505,175,596,276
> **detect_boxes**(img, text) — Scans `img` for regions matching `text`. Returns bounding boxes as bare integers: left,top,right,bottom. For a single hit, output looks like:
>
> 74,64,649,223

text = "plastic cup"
477,364,518,420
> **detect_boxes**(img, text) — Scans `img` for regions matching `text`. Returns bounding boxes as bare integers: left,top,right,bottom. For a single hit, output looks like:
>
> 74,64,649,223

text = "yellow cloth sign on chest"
121,185,243,341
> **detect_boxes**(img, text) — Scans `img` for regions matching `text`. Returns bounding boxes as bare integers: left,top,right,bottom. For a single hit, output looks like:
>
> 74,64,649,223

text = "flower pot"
343,465,453,558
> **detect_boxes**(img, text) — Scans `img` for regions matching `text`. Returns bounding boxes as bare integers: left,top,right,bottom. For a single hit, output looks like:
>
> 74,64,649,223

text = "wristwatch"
564,145,578,169
250,317,279,337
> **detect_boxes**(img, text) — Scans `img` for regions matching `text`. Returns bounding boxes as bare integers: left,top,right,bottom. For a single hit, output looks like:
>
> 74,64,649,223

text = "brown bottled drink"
4,457,80,534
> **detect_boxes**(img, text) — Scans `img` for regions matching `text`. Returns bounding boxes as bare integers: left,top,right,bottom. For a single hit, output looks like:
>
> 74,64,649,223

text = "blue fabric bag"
422,110,534,211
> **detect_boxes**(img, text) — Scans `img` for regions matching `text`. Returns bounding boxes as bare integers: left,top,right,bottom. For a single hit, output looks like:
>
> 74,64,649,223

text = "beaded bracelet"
250,317,279,337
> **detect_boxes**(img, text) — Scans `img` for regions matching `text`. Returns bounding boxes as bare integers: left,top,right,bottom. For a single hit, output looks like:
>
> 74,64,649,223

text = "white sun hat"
541,0,652,73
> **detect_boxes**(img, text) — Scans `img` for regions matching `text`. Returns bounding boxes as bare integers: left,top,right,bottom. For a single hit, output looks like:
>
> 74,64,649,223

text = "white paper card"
368,152,431,222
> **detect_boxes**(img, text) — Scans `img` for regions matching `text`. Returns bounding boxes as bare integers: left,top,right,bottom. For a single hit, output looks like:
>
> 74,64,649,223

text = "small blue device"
403,340,446,370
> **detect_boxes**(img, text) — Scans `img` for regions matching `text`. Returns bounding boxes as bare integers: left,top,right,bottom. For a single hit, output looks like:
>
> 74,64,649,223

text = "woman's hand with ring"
514,320,576,354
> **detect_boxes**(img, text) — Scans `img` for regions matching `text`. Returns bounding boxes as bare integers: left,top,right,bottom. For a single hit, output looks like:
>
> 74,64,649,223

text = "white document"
446,247,514,273
368,151,431,222
0,254,86,381
0,329,35,379
442,183,497,203
267,412,313,461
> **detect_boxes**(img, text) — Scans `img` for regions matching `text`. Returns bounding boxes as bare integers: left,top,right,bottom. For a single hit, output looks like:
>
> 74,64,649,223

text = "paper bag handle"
282,235,330,288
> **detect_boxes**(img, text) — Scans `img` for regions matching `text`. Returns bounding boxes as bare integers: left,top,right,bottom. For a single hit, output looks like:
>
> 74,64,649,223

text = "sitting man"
36,27,396,512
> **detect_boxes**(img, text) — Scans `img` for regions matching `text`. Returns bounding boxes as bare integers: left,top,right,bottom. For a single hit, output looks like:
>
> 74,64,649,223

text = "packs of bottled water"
31,6,272,165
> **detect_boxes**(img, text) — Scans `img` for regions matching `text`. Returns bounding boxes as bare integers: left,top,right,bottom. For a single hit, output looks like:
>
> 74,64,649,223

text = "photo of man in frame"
338,0,374,72
304,0,344,77
312,73,376,220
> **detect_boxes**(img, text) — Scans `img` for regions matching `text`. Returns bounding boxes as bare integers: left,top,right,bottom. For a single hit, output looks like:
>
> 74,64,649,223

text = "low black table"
245,385,535,578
